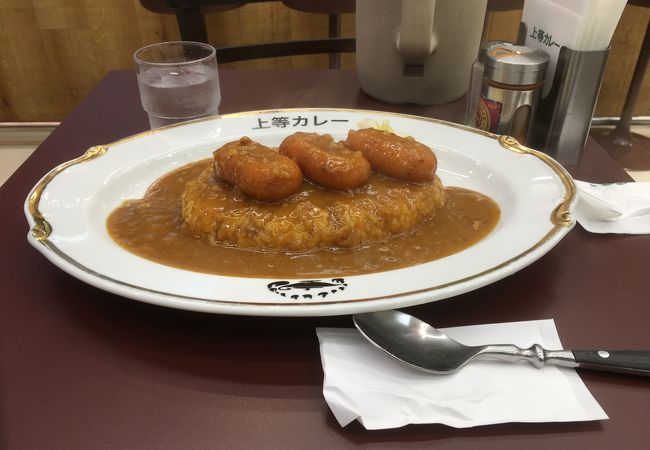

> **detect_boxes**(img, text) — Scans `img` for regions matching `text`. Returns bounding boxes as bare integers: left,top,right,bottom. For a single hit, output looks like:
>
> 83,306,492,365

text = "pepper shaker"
464,40,515,126
475,45,549,145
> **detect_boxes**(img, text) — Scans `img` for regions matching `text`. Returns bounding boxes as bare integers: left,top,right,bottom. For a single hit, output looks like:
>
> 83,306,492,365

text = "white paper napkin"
574,180,650,234
522,0,626,97
317,320,607,430
522,0,582,97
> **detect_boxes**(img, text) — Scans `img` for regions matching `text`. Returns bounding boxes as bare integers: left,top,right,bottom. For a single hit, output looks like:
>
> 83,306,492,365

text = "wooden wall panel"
0,1,647,122
207,4,328,69
483,8,522,42
596,4,650,117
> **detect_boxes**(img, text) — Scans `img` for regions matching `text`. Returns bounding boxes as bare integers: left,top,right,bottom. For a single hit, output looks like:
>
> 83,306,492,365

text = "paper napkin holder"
518,23,610,166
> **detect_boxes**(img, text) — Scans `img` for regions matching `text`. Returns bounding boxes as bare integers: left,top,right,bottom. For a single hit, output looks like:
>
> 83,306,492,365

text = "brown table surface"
1,70,649,449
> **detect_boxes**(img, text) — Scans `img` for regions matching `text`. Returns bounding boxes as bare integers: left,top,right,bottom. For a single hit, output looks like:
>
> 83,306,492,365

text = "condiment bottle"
464,40,515,126
475,45,549,145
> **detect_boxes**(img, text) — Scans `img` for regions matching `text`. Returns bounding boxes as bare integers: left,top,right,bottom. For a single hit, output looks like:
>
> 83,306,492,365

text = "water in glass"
138,64,221,128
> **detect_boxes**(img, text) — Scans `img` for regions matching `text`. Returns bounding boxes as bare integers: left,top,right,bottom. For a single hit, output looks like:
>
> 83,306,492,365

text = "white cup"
356,0,488,106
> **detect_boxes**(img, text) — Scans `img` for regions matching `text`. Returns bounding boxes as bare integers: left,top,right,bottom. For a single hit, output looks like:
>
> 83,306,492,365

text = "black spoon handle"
572,350,650,375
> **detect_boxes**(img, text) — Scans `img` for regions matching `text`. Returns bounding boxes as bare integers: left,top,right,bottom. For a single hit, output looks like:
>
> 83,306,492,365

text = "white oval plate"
25,109,576,316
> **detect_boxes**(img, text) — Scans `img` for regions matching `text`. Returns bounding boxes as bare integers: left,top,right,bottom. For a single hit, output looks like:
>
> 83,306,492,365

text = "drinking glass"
133,41,221,129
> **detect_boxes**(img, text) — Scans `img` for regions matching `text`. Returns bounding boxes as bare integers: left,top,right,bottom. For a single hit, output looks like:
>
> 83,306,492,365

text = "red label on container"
475,95,502,133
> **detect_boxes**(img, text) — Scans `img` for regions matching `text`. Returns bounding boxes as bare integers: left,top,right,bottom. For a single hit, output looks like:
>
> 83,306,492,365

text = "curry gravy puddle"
107,160,500,278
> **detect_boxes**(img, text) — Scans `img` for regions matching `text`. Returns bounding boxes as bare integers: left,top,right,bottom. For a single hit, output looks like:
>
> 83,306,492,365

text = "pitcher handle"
396,0,437,62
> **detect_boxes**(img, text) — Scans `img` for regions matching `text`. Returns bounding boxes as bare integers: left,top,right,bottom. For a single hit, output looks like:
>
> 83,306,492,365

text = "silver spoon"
353,310,650,376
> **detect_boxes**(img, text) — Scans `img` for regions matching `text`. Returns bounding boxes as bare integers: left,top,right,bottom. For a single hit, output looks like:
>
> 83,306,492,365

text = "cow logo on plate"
267,278,347,300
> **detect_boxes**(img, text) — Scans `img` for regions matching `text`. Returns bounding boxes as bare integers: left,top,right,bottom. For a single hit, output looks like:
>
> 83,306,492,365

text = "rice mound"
181,167,446,251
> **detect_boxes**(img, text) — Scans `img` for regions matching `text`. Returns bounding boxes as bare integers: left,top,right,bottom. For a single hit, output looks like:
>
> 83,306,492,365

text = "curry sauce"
107,160,500,278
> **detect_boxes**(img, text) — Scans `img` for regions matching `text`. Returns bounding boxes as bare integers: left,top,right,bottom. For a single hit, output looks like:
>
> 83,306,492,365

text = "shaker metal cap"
478,41,515,64
484,45,549,85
